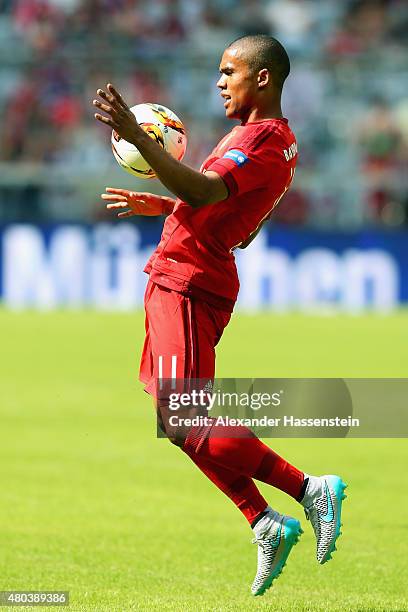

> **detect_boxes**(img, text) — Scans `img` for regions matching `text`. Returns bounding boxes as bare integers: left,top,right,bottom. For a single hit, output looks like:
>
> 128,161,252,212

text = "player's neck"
243,102,283,124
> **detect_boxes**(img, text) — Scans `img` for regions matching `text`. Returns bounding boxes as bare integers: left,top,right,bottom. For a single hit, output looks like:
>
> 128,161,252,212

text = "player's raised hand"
93,84,141,144
102,188,176,218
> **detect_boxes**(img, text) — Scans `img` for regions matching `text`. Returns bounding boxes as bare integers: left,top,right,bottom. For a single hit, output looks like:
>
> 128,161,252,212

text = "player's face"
217,47,259,121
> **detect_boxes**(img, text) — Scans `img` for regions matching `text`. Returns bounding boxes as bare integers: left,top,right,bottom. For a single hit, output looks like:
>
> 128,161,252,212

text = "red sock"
184,421,304,500
184,448,268,524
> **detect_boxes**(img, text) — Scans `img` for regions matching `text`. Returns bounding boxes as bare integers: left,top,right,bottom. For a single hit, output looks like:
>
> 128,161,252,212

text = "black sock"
297,476,309,502
250,509,270,530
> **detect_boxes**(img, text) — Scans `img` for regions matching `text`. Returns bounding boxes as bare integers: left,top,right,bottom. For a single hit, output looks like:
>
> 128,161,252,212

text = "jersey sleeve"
206,124,286,197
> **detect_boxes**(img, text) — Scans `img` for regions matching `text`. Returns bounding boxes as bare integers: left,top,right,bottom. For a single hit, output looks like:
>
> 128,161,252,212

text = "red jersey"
144,118,298,312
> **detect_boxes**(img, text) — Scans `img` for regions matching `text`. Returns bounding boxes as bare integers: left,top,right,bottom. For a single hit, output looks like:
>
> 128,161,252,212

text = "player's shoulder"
234,119,295,153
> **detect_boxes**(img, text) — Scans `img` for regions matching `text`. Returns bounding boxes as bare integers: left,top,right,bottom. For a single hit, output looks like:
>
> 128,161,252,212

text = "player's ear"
257,68,269,90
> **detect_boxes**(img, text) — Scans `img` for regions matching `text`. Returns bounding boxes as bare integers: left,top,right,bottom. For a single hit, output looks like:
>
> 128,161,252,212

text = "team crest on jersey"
223,149,248,166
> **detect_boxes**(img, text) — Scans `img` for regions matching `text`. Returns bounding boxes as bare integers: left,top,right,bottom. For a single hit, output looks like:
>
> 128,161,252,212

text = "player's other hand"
101,188,176,218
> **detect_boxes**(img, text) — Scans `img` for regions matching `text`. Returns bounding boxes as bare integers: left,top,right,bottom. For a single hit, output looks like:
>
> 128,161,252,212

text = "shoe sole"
320,475,347,564
253,519,303,596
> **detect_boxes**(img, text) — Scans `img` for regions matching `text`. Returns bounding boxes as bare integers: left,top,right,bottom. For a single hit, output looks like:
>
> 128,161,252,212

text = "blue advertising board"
1,223,406,312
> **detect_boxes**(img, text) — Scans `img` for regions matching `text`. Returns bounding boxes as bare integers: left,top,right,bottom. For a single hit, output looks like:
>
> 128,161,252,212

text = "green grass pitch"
1,310,408,611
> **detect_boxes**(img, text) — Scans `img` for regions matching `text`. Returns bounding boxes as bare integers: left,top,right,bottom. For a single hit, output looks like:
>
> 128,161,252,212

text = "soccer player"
93,35,347,596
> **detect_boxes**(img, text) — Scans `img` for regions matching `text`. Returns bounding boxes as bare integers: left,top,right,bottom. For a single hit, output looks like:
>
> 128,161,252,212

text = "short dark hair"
227,34,290,90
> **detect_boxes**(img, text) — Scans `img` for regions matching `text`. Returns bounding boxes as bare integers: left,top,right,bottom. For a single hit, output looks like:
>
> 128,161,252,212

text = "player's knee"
155,400,184,444
167,434,184,447
160,421,186,446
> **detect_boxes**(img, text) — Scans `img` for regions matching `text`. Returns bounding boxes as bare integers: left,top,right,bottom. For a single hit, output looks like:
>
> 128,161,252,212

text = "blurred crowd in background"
0,0,407,229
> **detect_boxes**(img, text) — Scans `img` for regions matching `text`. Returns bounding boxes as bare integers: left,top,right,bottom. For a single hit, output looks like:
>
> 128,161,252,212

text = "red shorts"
139,280,231,399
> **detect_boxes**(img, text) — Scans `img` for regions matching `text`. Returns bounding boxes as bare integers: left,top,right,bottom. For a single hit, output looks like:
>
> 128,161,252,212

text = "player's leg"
170,292,347,568
140,282,267,519
189,452,302,595
140,285,346,580
184,420,305,500
183,411,304,595
139,283,302,594
139,281,264,517
185,426,346,566
188,452,267,524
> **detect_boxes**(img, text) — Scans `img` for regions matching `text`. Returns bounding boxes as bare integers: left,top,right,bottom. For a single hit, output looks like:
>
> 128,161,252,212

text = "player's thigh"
147,291,230,382
189,298,231,379
145,283,192,381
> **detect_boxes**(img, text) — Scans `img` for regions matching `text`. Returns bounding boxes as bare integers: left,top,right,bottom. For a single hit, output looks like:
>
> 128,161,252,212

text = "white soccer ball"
111,103,187,179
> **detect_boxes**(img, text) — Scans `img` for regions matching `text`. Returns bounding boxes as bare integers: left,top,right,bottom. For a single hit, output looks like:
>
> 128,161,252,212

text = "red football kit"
139,117,307,529
140,117,297,396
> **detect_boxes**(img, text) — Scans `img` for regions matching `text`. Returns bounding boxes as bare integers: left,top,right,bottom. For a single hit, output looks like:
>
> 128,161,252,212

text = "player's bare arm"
101,188,176,218
93,84,228,208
